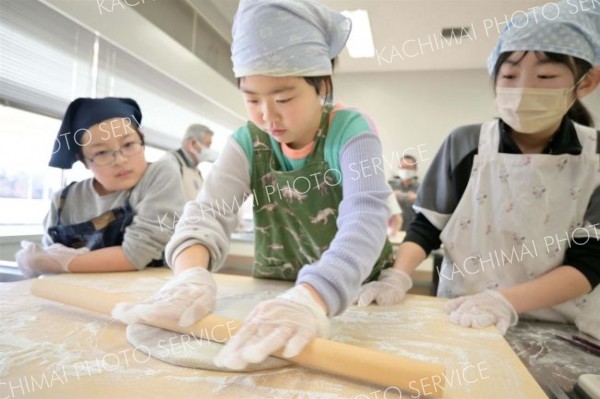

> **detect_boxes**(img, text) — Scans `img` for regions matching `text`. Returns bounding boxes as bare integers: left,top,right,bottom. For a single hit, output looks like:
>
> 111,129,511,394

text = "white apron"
180,164,203,202
437,120,600,323
170,151,204,202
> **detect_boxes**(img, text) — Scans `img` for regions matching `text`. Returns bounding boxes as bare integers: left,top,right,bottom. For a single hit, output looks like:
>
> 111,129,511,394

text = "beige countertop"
0,269,545,399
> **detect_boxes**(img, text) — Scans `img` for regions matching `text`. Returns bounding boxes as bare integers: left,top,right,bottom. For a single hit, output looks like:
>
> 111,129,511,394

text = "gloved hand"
112,267,216,327
445,290,518,335
214,284,329,370
15,241,90,278
356,268,413,306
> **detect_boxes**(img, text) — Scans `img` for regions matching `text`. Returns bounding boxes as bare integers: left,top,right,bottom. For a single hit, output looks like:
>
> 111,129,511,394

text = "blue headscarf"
49,97,142,169
231,0,351,77
488,0,600,74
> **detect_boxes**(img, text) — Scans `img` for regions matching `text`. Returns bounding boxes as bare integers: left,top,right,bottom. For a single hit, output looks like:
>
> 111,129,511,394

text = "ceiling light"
341,9,375,58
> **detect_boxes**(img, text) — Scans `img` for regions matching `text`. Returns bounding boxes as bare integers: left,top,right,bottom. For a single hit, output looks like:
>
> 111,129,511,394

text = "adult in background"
389,154,419,231
164,124,218,201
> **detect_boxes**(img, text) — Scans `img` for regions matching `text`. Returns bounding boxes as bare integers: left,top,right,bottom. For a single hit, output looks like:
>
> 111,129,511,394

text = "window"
0,105,167,234
0,1,96,118
0,106,62,233
0,0,227,236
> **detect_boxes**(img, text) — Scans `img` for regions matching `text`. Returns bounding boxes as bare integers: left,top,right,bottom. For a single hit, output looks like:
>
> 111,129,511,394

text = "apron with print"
438,120,600,322
47,182,135,250
249,106,394,281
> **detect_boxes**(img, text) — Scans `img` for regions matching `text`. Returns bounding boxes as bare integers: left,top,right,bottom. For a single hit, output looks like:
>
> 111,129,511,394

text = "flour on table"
126,324,289,372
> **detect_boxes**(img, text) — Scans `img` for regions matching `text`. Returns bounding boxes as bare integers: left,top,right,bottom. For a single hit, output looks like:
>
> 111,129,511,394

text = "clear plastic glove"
214,285,329,370
575,288,600,340
445,290,518,335
112,267,216,327
356,268,413,307
15,241,90,278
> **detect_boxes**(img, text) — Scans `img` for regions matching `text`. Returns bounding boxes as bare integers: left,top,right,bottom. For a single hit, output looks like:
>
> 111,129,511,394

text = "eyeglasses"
86,141,144,166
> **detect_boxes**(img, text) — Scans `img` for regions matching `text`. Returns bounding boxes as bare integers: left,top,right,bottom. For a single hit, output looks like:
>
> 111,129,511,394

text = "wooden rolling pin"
31,278,446,397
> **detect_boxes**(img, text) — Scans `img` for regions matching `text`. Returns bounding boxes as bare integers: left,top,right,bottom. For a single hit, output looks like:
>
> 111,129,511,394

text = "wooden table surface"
506,320,600,398
0,269,546,399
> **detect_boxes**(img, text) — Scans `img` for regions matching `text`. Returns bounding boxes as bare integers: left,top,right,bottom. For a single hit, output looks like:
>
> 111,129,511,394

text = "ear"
575,66,600,99
76,154,90,170
319,80,328,102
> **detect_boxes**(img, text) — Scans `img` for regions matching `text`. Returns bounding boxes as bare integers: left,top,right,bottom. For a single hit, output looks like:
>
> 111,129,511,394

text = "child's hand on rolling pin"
112,267,216,327
445,290,518,335
355,268,413,306
213,285,329,370
15,241,90,278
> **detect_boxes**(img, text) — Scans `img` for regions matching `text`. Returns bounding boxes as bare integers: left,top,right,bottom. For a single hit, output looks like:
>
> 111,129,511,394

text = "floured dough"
126,324,289,372
125,290,291,372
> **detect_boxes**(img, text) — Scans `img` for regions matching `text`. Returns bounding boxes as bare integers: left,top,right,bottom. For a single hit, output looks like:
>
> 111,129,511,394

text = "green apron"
249,105,394,281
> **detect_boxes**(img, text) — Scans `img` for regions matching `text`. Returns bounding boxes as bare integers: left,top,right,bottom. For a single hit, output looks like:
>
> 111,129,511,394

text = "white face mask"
397,169,416,180
495,76,584,134
191,142,219,163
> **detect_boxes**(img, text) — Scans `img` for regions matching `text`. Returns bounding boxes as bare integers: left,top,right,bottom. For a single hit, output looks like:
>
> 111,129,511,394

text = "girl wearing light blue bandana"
113,0,396,369
359,0,600,339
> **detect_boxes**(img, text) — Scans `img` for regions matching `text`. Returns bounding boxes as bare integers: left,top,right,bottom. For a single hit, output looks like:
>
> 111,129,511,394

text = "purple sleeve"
297,133,391,316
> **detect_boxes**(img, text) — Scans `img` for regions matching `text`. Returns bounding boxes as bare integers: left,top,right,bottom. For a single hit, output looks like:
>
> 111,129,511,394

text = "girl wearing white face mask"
357,0,600,339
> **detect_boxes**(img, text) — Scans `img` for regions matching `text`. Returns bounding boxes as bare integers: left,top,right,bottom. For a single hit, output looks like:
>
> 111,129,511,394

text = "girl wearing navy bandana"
16,97,186,277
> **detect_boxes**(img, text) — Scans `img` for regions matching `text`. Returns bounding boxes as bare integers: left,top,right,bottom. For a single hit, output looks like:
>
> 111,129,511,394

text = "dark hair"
402,154,417,165
492,51,594,127
304,58,337,103
237,58,337,103
77,127,145,165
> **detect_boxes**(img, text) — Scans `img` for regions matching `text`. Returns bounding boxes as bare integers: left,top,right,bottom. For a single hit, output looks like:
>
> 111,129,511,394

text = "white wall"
334,68,600,178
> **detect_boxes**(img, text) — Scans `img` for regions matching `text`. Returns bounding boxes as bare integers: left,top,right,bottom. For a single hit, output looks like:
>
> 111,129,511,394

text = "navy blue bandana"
50,97,142,169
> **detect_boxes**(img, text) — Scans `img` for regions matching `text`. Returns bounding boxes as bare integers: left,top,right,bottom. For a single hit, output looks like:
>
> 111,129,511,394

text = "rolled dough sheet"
125,290,291,372
126,323,290,372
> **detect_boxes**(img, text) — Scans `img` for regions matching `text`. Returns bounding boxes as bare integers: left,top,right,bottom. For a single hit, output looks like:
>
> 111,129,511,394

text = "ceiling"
197,0,552,73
